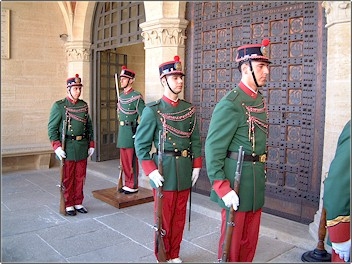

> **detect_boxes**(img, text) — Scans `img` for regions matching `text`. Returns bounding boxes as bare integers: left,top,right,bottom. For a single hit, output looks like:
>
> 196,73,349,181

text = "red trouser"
153,188,190,261
218,208,262,262
120,148,139,189
63,159,87,207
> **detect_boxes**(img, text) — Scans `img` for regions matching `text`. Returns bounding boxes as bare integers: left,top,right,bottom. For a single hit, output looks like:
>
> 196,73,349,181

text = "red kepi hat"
235,39,272,65
120,66,135,79
67,74,83,88
159,55,185,79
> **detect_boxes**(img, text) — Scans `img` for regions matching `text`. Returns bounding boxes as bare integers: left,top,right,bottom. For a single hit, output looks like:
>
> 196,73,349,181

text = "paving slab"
1,161,318,263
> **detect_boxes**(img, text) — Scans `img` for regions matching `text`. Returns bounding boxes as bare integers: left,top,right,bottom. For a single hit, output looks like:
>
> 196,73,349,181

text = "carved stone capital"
322,1,351,28
140,18,189,49
65,41,92,62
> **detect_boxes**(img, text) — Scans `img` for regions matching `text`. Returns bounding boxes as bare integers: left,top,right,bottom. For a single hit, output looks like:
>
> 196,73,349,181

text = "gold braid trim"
326,215,350,227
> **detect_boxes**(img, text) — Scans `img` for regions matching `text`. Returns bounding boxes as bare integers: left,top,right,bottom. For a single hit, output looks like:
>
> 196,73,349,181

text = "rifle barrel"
59,118,67,215
155,130,167,262
220,146,244,262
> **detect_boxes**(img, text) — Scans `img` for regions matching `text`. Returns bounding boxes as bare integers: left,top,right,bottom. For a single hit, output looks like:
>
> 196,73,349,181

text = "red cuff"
193,156,202,168
52,140,61,150
213,180,232,198
327,222,350,242
141,160,157,175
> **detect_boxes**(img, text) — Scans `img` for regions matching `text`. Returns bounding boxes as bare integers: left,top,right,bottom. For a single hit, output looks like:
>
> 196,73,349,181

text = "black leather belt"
227,151,267,163
157,150,191,157
65,135,86,141
120,120,135,126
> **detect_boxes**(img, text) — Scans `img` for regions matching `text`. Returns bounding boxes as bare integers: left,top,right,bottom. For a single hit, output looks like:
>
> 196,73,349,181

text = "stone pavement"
1,159,321,263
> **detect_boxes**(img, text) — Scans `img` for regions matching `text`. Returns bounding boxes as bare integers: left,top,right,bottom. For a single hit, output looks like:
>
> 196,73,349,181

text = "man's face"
243,60,270,88
68,86,82,101
163,74,184,94
120,76,132,87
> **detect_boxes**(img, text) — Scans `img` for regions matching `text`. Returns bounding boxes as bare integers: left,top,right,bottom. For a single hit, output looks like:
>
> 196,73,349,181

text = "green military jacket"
134,97,202,191
205,85,267,212
48,97,94,161
323,120,350,245
117,89,145,148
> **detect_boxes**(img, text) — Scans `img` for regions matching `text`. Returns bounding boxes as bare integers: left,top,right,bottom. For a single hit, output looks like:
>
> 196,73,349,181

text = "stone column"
65,40,92,102
140,17,188,102
309,1,351,247
138,2,188,188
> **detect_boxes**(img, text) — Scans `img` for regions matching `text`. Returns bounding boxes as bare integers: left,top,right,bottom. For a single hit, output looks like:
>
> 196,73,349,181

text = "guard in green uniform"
323,120,350,262
48,74,95,216
134,55,202,263
205,39,271,262
116,66,145,194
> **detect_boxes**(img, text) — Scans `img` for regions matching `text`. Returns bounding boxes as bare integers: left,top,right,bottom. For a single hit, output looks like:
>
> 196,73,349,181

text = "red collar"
124,88,133,94
66,96,78,104
238,82,258,99
162,95,179,107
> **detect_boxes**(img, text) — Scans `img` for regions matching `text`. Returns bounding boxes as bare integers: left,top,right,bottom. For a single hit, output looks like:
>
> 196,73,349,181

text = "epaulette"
134,90,142,95
226,88,241,102
179,98,192,106
146,99,161,107
79,99,88,106
55,98,66,105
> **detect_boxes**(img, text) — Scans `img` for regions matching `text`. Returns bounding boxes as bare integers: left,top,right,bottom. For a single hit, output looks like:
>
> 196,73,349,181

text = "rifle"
59,118,67,215
115,73,124,192
115,72,121,128
154,130,167,262
301,207,331,261
220,146,244,262
116,161,123,192
115,73,120,109
188,187,192,231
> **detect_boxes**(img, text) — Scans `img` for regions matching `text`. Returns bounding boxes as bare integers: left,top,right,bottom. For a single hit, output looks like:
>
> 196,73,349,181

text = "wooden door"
185,1,327,223
96,51,127,161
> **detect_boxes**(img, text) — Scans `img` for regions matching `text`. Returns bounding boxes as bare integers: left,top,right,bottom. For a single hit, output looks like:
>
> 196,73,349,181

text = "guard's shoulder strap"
55,98,66,105
179,99,192,107
147,99,161,107
226,87,241,101
77,99,88,106
133,90,142,96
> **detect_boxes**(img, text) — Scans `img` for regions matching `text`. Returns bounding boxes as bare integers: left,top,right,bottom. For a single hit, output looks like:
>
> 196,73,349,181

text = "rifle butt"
156,234,167,262
59,159,66,215
316,207,328,250
220,146,243,262
221,206,235,262
59,190,66,215
117,165,123,191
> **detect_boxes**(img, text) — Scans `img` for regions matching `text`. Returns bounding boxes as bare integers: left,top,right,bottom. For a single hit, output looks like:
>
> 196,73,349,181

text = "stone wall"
117,43,146,99
1,2,68,171
1,3,67,148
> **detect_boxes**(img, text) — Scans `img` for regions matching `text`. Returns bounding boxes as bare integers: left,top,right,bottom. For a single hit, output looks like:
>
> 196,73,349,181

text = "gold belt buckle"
76,135,82,141
259,154,266,163
120,121,125,126
181,150,188,157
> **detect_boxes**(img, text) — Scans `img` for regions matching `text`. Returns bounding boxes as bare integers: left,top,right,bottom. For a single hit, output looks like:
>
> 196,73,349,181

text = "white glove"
222,190,240,211
192,168,201,186
54,147,66,161
149,169,164,188
332,239,351,262
88,147,95,157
